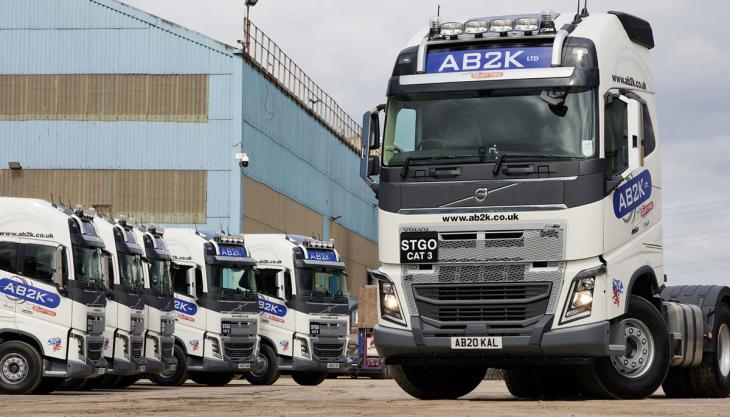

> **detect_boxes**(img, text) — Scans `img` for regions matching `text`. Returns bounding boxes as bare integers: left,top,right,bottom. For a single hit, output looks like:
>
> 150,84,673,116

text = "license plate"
450,337,503,350
138,365,146,372
327,363,340,369
238,363,251,369
400,232,438,264
97,368,106,375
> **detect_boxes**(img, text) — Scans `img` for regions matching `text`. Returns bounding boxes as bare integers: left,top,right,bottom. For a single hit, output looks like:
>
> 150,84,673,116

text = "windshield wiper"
493,154,580,176
401,154,489,178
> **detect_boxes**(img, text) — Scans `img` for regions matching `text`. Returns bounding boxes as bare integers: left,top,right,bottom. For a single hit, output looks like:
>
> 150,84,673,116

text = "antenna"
50,194,56,208
573,0,583,24
581,0,589,17
437,4,441,17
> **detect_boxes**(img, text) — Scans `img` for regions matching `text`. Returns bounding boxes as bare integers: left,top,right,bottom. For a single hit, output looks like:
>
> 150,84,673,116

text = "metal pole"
244,4,251,52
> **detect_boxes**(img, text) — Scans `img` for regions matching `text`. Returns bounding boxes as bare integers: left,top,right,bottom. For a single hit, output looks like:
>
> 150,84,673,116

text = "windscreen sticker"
0,278,61,309
174,298,198,316
613,170,652,219
258,296,287,318
426,47,553,74
306,250,338,262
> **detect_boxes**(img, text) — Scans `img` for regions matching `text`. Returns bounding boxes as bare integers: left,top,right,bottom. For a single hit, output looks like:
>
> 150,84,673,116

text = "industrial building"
0,0,378,289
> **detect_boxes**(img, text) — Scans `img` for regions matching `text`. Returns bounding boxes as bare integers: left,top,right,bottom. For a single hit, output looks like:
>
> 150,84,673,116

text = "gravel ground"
3,378,730,417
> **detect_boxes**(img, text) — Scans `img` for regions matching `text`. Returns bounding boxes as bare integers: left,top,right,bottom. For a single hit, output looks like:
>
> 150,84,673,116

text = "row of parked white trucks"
0,197,352,394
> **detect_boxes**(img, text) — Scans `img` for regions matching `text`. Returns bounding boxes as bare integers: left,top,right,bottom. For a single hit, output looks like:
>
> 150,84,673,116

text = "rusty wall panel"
0,169,206,224
0,74,208,122
243,177,323,238
243,177,379,296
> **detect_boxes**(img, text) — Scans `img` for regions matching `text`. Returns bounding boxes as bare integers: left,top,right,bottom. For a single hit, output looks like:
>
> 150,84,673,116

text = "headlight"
297,337,310,359
563,276,596,323
379,281,406,326
209,337,222,359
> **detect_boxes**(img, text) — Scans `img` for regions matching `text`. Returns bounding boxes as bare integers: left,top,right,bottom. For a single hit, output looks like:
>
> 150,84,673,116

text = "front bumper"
375,316,613,365
292,356,353,373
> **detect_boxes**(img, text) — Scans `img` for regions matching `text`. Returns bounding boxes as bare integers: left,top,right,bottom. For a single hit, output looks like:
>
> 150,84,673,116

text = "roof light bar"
440,22,464,37
302,239,336,250
514,18,539,32
489,19,513,33
214,233,246,245
464,19,489,34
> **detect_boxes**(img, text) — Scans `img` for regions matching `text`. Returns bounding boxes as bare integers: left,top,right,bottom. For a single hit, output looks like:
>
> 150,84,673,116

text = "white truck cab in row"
149,229,260,387
134,225,177,377
244,235,352,386
0,198,107,394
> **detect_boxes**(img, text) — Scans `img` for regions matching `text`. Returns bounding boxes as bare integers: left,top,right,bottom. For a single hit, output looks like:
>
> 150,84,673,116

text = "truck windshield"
72,246,104,287
149,259,173,295
207,265,257,298
298,269,349,298
118,253,145,292
382,87,596,167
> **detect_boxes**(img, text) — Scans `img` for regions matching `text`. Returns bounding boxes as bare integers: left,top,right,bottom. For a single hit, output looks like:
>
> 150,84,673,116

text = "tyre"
245,344,280,386
504,368,541,399
391,363,486,400
113,375,141,389
189,372,235,387
0,341,43,395
96,374,122,389
31,377,64,395
80,375,105,391
291,371,328,386
148,344,189,386
589,296,671,399
688,303,730,397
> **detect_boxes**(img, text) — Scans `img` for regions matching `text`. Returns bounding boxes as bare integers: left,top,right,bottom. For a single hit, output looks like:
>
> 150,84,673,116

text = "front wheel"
291,371,327,386
589,296,670,399
31,377,64,395
113,375,141,389
0,341,43,395
148,344,188,386
391,364,486,400
245,344,280,386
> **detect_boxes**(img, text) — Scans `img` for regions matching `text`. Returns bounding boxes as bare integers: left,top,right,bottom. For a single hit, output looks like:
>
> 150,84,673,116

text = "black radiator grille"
414,283,551,323
313,343,344,360
87,341,104,361
224,342,255,360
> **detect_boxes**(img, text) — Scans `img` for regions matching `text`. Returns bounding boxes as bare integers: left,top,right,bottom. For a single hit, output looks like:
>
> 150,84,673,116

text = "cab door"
603,93,662,319
171,263,206,357
255,268,296,357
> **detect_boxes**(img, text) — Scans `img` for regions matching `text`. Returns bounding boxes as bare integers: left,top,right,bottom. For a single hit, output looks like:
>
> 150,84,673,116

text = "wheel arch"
0,329,45,357
173,336,188,355
626,266,662,311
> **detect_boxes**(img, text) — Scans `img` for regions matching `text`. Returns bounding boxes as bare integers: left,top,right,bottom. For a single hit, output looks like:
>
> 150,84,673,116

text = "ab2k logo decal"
48,337,62,352
174,298,198,316
0,277,61,309
612,279,625,307
258,296,287,318
613,170,652,219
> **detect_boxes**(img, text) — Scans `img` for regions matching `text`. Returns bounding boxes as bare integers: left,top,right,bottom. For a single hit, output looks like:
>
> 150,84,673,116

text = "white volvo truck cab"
0,198,107,394
359,8,730,400
133,225,177,379
149,229,260,387
86,216,147,389
244,235,352,386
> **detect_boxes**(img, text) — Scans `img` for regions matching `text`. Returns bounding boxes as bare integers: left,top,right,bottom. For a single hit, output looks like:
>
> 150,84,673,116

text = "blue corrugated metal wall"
0,0,378,242
242,64,378,242
0,0,244,231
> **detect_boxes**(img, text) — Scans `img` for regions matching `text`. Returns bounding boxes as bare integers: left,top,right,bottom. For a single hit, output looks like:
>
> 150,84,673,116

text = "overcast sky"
124,0,730,285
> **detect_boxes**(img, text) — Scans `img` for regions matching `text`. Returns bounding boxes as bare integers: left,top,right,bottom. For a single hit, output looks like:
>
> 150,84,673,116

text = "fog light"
440,22,464,37
489,19,513,33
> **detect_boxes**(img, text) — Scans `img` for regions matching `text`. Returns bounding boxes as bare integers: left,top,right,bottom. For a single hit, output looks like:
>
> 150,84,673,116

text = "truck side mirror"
360,105,385,191
367,155,380,177
101,252,113,295
186,268,198,300
625,98,644,173
51,246,65,290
